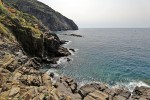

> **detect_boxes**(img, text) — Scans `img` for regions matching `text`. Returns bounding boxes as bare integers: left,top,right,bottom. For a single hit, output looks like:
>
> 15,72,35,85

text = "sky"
38,0,150,28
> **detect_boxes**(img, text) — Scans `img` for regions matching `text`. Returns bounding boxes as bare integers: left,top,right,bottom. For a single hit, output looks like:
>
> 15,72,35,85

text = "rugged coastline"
0,0,150,100
0,46,150,100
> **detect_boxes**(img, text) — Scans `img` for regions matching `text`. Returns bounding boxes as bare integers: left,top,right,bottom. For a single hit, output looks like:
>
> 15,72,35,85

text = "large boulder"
88,90,109,100
79,83,108,98
131,86,150,100
9,87,20,97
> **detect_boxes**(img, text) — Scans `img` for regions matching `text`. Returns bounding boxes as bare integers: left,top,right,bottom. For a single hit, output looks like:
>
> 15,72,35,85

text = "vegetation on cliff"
4,0,79,31
0,1,70,59
0,2,72,99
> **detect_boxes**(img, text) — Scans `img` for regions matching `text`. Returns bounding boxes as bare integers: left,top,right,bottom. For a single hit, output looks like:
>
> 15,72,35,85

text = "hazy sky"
38,0,150,28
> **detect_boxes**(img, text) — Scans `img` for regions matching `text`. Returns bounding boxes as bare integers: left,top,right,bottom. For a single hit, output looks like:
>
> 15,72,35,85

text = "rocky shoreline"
0,41,150,100
0,0,150,99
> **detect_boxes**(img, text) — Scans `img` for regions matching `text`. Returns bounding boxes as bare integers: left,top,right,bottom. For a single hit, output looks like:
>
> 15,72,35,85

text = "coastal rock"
70,34,83,37
70,83,78,93
60,34,83,37
57,47,71,57
24,93,32,100
69,48,76,52
1,10,71,62
104,88,131,99
42,73,52,87
113,95,127,100
119,89,131,99
84,95,95,100
88,90,109,100
1,85,9,92
79,84,97,98
131,86,150,100
60,40,69,45
9,87,20,97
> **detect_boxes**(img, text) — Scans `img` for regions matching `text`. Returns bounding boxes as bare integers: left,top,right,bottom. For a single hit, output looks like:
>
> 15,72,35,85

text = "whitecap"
47,69,60,83
63,40,72,45
50,57,73,68
112,81,150,92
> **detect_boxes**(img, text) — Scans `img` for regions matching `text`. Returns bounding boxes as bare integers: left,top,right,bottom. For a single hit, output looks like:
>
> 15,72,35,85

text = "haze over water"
38,0,150,28
54,28,150,89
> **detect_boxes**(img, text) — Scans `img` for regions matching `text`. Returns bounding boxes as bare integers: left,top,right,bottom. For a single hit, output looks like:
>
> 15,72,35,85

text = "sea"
47,28,150,91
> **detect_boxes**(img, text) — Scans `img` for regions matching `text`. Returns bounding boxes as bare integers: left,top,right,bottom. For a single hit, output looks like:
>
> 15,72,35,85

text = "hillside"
4,0,78,31
0,1,73,99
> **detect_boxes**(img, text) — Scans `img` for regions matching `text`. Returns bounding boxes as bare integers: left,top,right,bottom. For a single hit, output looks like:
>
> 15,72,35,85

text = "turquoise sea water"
50,28,150,89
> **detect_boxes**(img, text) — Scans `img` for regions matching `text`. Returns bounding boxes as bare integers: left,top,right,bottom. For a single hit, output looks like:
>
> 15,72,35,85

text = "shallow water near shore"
48,28,150,90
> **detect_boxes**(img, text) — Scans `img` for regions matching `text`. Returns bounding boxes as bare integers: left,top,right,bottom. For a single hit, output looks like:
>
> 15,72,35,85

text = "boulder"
69,48,76,52
105,88,122,97
9,87,20,97
1,85,9,92
42,73,52,87
119,89,131,99
79,83,108,98
79,84,96,98
84,95,95,100
89,90,109,100
70,83,78,93
60,40,69,45
24,94,32,100
66,96,71,100
132,86,150,100
113,95,127,100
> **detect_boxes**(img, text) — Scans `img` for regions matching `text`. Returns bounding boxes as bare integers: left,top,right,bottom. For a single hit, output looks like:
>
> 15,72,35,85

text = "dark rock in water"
4,0,78,31
60,34,83,37
70,34,83,37
50,73,54,78
56,47,71,57
42,58,59,64
69,48,76,52
60,40,69,45
67,58,71,62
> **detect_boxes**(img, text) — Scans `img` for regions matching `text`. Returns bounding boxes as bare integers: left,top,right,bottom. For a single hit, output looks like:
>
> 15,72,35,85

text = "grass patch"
0,22,16,42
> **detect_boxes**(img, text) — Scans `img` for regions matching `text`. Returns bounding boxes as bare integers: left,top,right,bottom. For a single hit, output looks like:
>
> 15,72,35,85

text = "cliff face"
4,0,78,31
0,2,70,61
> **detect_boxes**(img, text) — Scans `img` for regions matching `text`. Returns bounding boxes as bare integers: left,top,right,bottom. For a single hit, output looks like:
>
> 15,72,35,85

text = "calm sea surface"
49,28,150,89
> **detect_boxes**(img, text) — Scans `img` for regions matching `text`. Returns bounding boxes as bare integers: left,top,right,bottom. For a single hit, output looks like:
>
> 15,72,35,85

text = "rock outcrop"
4,0,79,31
0,1,71,60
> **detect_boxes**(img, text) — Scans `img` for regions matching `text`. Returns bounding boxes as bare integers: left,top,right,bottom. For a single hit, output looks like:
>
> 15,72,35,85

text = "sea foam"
112,81,150,92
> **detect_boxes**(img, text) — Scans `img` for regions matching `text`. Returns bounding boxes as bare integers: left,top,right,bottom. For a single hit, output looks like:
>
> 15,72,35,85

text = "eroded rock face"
2,16,71,60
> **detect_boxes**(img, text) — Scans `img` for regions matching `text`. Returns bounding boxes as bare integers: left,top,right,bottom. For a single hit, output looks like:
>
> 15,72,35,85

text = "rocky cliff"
0,1,70,62
4,0,79,31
